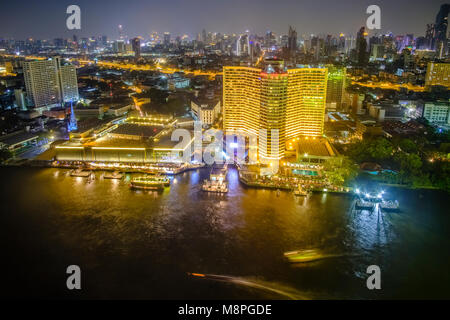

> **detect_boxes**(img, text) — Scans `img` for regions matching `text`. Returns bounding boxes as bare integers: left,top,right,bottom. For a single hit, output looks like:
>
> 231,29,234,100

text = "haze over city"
1,0,448,39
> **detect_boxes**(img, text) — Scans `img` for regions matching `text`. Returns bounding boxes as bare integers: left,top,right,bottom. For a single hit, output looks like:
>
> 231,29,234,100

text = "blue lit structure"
67,100,77,132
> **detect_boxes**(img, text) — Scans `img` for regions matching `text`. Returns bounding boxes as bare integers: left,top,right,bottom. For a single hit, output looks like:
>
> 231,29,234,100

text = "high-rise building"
425,62,450,89
58,63,79,103
131,37,141,58
370,44,385,60
356,27,368,66
113,40,125,53
223,60,327,160
432,4,450,54
326,66,346,111
163,32,171,46
23,58,78,108
287,26,297,58
425,23,435,49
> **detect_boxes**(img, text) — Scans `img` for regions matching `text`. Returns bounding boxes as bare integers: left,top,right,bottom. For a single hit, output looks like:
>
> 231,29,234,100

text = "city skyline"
1,0,449,40
1,0,450,303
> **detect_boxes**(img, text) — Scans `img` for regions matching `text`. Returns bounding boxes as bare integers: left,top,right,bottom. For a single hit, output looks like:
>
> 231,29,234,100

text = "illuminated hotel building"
223,60,327,160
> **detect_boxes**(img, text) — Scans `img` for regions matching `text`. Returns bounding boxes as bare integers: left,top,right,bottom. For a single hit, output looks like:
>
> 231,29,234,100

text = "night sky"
0,0,448,39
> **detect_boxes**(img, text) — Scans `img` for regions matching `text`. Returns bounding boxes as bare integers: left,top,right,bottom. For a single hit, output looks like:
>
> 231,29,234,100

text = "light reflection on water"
0,166,449,299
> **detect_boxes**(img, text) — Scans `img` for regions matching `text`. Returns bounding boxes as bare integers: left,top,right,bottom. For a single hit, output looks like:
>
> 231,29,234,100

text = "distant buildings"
223,59,327,160
425,62,450,89
23,57,79,109
167,74,190,90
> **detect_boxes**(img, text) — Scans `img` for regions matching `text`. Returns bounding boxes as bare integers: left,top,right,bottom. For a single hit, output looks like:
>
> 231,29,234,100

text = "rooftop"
293,137,337,158
110,123,162,138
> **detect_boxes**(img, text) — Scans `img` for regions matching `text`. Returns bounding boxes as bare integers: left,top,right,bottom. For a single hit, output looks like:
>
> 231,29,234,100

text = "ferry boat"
130,176,170,191
103,171,123,179
355,199,375,210
202,179,228,193
294,185,310,197
201,164,228,193
380,200,400,212
70,168,92,178
153,175,171,187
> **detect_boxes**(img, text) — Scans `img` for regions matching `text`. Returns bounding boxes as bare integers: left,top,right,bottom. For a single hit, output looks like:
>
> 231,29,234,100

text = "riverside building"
223,59,328,161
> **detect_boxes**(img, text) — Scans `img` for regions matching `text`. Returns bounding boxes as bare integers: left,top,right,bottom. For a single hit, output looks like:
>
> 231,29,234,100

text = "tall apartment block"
326,66,346,111
223,60,327,161
23,57,79,108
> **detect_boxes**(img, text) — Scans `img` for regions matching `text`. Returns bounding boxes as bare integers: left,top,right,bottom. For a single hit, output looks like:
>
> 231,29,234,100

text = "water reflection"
0,166,449,299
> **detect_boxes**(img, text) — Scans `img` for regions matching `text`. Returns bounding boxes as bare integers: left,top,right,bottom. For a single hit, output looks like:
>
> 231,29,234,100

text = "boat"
202,179,228,193
130,176,170,191
284,249,350,263
284,249,325,263
294,185,310,197
380,200,400,212
70,168,92,177
355,199,375,210
362,191,383,203
103,171,123,179
153,175,171,187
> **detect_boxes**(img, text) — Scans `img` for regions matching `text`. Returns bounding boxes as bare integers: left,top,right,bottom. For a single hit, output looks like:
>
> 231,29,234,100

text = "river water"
0,166,449,299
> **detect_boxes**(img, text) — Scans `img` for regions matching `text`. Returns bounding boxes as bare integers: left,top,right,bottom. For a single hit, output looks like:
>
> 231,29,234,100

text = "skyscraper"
131,37,141,58
223,60,327,160
326,66,346,111
356,27,368,66
432,4,450,54
23,58,78,108
287,26,297,59
163,32,171,46
425,24,435,49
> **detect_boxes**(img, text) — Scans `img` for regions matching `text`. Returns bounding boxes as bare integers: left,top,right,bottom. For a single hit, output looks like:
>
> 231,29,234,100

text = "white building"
14,89,27,110
191,99,221,127
423,101,450,125
23,58,79,109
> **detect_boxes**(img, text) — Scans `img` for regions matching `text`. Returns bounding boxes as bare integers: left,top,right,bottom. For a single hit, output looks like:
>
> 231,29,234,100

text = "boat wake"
187,273,309,300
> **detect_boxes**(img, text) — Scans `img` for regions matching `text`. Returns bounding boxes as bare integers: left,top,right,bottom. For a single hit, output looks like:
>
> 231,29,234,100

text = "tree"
347,137,393,164
323,156,359,186
398,138,418,154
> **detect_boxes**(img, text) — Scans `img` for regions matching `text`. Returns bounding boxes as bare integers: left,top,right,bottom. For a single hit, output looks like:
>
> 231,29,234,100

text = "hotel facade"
223,61,328,161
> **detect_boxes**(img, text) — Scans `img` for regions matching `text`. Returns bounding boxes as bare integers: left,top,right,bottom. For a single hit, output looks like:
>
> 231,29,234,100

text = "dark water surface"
0,166,449,299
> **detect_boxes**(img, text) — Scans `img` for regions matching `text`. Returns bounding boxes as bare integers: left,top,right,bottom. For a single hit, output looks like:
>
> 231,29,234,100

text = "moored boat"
202,179,228,193
380,200,400,212
130,176,169,191
294,185,310,197
355,199,375,210
70,168,92,177
103,171,124,179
